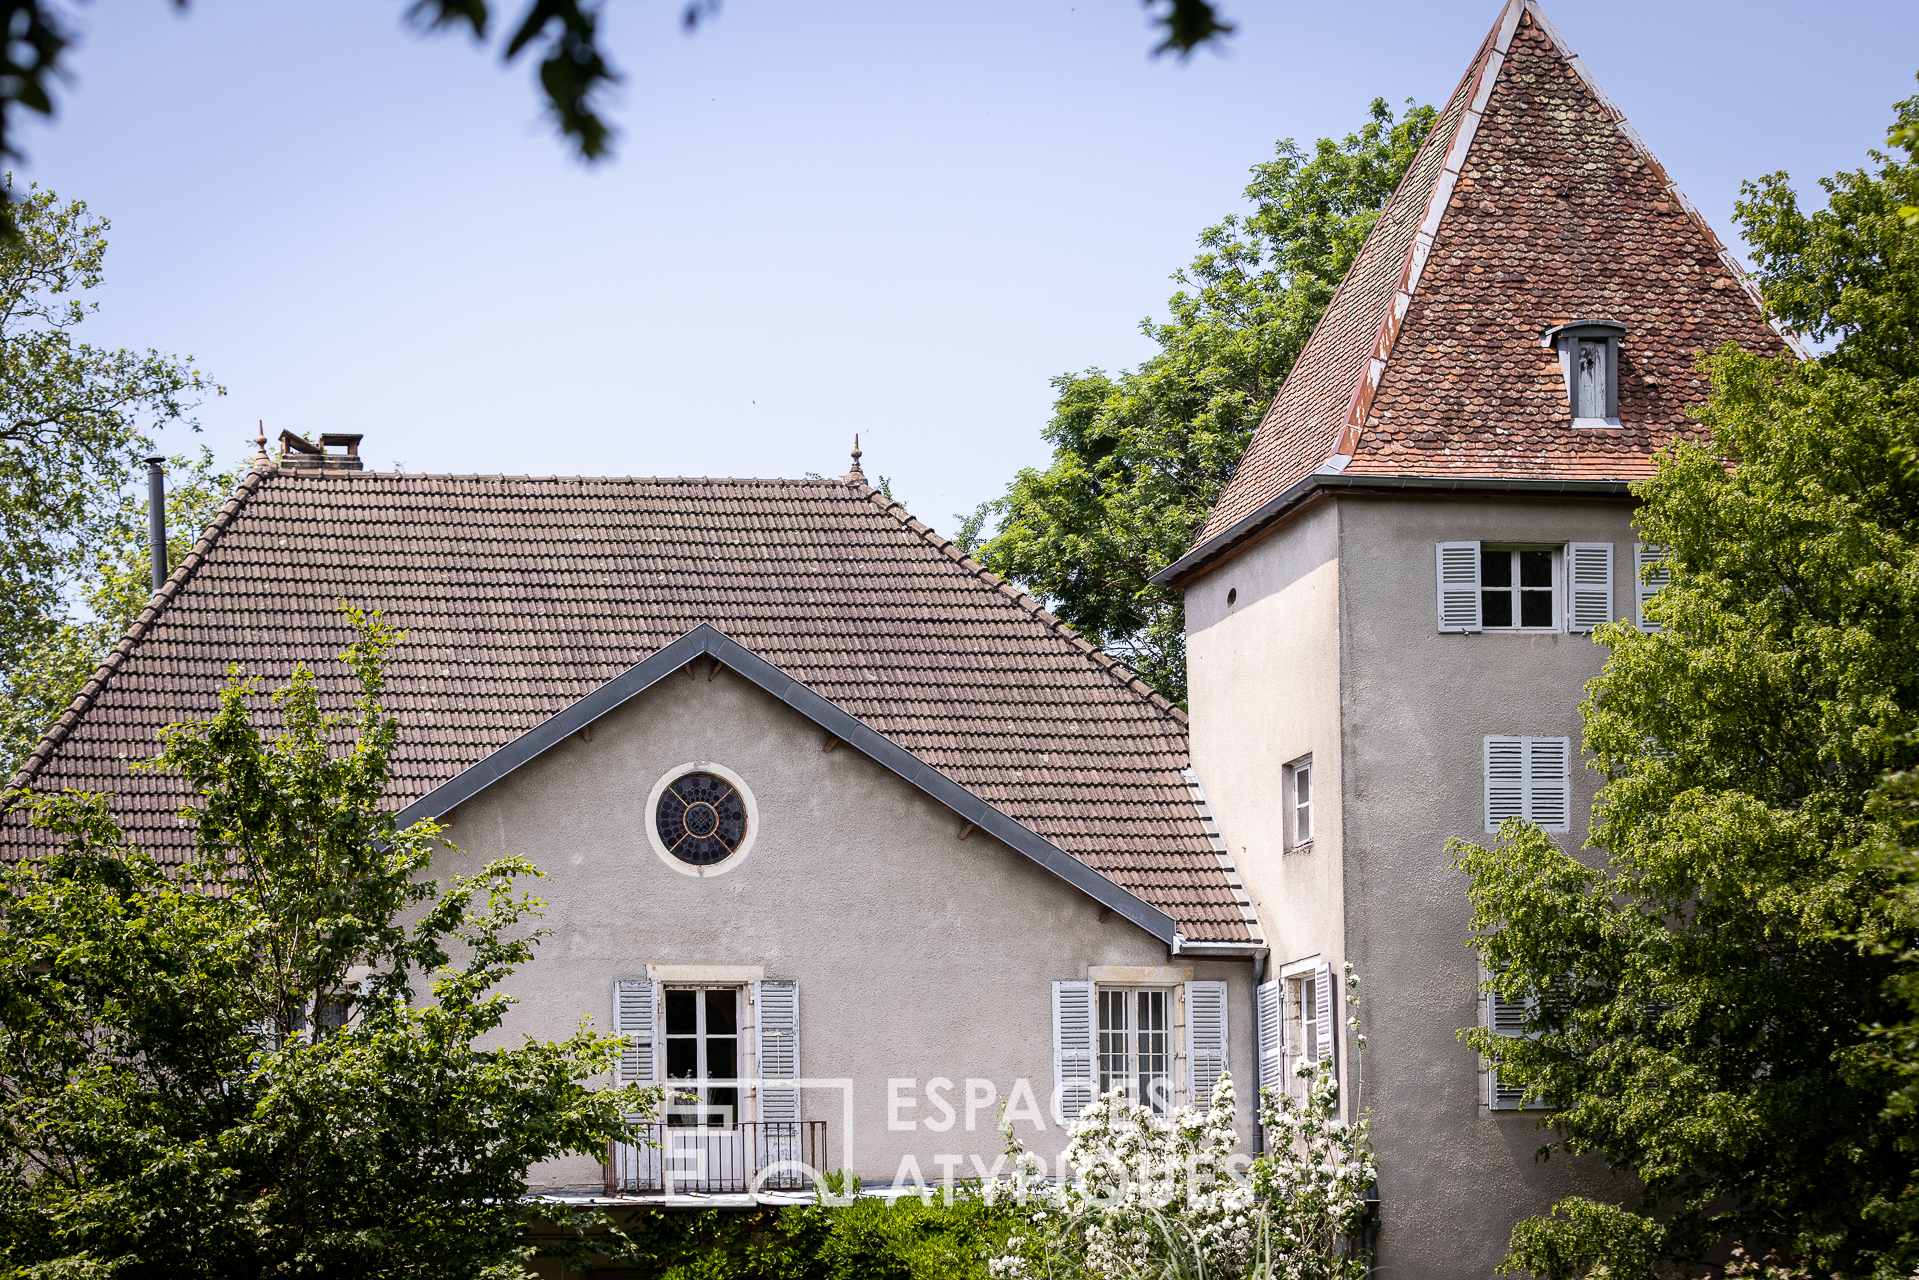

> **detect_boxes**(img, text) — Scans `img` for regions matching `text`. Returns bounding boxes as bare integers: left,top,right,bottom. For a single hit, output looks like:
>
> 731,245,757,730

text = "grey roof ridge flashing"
849,483,1189,723
1151,472,1637,588
8,463,274,791
392,621,1182,944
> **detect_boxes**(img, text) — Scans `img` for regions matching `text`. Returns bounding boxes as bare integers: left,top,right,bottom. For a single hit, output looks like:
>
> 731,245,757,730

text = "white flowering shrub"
991,966,1377,1280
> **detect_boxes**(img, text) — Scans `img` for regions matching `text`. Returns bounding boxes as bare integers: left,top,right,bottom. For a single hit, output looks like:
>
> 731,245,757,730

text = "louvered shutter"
1565,543,1613,632
1053,981,1095,1124
1184,981,1228,1112
754,979,800,1122
1526,737,1571,832
613,979,657,1090
1635,543,1670,632
1436,542,1482,633
1486,980,1537,1110
1255,979,1282,1101
1312,961,1337,1080
1485,736,1525,831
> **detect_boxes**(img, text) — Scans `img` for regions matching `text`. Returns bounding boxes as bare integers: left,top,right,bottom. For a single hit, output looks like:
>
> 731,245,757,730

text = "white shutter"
1526,737,1571,832
1053,980,1095,1124
1485,736,1525,831
1436,541,1482,633
1312,961,1337,1080
1635,543,1670,632
1185,981,1228,1112
1486,979,1538,1110
754,979,800,1123
613,979,657,1088
1565,542,1613,633
1255,979,1282,1101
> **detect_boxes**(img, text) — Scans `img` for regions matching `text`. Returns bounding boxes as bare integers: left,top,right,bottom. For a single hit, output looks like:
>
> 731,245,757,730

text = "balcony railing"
605,1122,826,1196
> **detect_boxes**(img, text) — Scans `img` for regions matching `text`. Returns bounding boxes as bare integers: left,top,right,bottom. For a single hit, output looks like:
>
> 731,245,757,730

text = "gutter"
1151,472,1637,589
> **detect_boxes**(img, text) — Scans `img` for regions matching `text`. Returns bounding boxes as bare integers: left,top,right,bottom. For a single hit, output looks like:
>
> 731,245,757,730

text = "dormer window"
1541,320,1625,428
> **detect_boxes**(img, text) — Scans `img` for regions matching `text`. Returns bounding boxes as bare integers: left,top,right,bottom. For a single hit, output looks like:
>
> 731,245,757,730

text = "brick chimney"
278,431,365,473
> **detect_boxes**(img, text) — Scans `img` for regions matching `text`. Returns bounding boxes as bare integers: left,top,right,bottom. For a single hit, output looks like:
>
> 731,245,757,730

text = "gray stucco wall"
1185,492,1637,1279
430,665,1256,1190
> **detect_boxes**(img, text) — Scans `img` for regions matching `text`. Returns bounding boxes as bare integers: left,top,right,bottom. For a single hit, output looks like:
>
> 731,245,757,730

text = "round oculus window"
655,771,748,866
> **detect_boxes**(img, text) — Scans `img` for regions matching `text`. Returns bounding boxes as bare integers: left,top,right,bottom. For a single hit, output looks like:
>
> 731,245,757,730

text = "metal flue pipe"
145,455,167,591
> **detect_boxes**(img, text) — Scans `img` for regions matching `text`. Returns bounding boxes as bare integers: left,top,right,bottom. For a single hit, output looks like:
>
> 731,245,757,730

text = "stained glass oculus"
656,772,748,865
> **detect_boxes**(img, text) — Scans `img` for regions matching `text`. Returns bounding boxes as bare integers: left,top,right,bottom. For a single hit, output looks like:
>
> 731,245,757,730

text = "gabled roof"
6,467,1259,945
392,622,1179,943
1160,0,1794,585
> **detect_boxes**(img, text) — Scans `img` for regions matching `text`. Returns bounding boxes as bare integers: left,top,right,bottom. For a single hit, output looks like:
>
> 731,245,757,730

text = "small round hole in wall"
1227,587,1237,606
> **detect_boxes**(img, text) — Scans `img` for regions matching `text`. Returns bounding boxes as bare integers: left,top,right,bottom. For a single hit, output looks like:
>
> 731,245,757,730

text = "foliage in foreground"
0,606,653,1278
964,98,1433,703
1450,84,1919,1280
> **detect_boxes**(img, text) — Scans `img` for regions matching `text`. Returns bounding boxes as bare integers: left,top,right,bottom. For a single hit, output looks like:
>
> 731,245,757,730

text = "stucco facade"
434,662,1258,1191
1186,493,1636,1279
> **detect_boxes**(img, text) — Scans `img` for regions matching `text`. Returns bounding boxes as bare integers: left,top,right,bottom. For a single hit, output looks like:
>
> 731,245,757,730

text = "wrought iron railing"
605,1122,826,1195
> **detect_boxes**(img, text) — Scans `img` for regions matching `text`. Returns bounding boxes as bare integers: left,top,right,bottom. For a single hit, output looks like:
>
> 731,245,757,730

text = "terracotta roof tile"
7,470,1253,943
1196,0,1791,544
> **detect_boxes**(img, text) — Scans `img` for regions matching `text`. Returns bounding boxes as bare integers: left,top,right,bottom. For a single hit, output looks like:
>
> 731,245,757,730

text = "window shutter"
1565,542,1613,632
754,979,801,1122
613,979,657,1088
1486,979,1538,1111
1312,961,1337,1081
1526,737,1572,833
1485,736,1525,832
1255,979,1282,1101
1436,541,1482,633
1635,543,1670,632
1184,981,1228,1112
1053,980,1095,1125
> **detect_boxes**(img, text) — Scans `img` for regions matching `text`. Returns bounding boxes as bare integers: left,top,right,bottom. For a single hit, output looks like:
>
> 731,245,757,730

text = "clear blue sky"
17,0,1919,538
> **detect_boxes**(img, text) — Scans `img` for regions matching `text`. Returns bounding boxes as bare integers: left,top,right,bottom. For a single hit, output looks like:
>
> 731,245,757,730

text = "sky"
16,0,1919,539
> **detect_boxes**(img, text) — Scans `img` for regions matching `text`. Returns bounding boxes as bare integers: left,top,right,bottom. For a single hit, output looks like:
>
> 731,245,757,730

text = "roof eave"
393,622,1187,945
1152,472,1638,589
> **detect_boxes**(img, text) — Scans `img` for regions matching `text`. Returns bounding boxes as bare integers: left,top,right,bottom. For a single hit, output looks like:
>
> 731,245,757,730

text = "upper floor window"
1286,755,1313,848
664,986,740,1127
1482,546,1557,629
1437,541,1615,634
1542,319,1625,427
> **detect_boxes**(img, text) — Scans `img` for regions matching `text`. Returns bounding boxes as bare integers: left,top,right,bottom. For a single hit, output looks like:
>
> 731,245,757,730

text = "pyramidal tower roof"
1161,0,1796,584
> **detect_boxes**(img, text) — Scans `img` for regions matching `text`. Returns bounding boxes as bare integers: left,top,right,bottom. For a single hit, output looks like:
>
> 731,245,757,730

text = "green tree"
0,606,652,1277
0,176,219,773
2,447,238,777
968,98,1434,702
1450,85,1919,1280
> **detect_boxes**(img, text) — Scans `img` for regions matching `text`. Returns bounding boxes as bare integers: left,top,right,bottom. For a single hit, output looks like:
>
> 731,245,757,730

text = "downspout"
145,455,167,590
1250,951,1266,1155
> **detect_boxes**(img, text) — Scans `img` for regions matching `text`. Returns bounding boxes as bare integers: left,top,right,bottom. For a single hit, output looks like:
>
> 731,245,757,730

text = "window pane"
1481,547,1512,587
1482,590,1514,628
665,989,697,1036
1296,764,1310,807
666,1037,698,1080
707,1034,737,1080
1519,550,1553,587
1098,991,1128,1095
707,1086,738,1125
1520,589,1554,628
705,989,737,1035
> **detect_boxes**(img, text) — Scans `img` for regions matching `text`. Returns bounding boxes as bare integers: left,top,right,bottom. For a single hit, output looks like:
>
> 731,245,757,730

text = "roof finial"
845,433,865,483
252,420,269,466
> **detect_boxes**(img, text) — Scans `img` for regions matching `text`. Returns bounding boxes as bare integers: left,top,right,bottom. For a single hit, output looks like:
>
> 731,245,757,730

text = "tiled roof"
1196,0,1791,544
6,467,1256,943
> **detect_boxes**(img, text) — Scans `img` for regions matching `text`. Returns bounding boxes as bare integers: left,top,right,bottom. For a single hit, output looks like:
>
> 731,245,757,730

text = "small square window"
1480,546,1559,631
1285,756,1313,848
